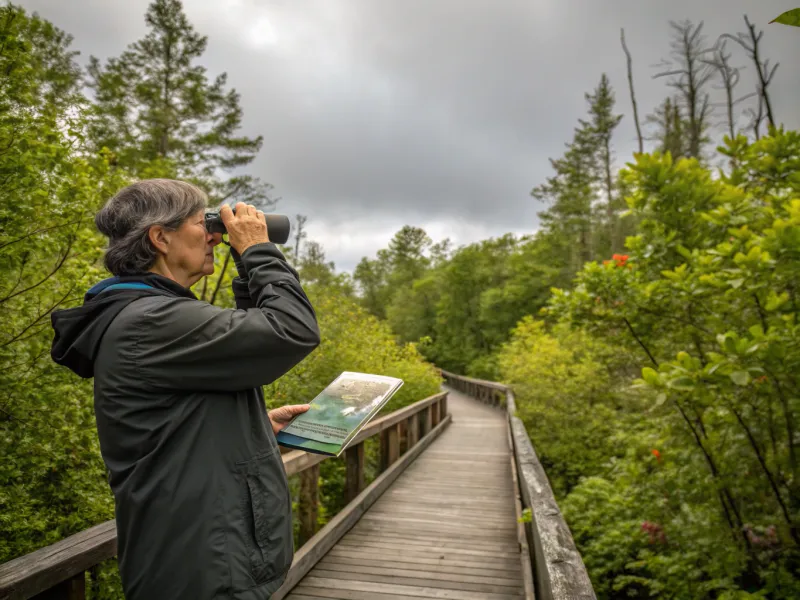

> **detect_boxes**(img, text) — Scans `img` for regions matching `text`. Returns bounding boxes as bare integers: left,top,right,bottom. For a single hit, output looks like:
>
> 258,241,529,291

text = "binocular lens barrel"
204,210,291,245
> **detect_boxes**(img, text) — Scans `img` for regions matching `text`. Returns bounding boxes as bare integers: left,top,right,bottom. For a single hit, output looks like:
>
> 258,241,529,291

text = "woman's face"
167,210,222,287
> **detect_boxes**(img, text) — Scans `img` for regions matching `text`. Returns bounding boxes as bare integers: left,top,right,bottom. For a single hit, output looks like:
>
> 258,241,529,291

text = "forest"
1,1,799,598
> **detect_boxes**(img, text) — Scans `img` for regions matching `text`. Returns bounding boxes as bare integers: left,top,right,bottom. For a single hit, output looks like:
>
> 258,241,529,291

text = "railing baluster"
398,419,408,454
379,428,390,472
32,572,85,600
298,463,320,545
344,442,364,503
387,423,400,467
407,414,419,448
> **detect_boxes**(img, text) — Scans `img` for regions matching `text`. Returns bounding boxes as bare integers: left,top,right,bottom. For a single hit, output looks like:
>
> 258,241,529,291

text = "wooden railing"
440,370,597,600
0,392,450,600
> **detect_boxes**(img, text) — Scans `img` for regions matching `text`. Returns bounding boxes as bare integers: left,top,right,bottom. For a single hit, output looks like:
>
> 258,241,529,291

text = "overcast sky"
20,0,800,271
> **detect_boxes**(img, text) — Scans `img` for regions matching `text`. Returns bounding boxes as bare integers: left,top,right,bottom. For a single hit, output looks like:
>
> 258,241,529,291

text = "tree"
532,124,597,269
86,0,271,206
354,252,391,319
532,76,624,267
293,214,308,266
654,21,714,159
647,96,689,158
297,241,353,295
703,40,749,141
581,74,624,252
620,29,644,154
721,15,779,133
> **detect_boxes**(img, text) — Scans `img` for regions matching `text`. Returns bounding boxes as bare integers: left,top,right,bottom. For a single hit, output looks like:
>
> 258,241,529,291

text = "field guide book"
276,371,404,457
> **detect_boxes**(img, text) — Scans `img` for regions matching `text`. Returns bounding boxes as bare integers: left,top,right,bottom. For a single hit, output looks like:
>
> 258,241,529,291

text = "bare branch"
0,238,74,305
621,29,644,153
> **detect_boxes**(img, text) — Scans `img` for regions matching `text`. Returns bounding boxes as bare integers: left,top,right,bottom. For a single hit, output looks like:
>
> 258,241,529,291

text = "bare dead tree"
654,20,715,160
744,95,765,141
293,214,308,266
703,40,752,140
721,15,778,131
620,28,643,154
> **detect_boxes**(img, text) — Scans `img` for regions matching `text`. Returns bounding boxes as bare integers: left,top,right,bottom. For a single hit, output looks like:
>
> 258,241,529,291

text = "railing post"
298,463,320,545
398,419,408,454
32,572,85,600
379,429,389,471
344,442,364,503
431,400,440,427
387,423,400,467
441,394,448,419
407,414,419,448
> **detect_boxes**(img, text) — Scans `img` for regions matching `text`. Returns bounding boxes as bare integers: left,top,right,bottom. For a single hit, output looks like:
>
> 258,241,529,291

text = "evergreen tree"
86,0,271,205
297,241,353,295
648,96,689,158
580,74,624,252
532,112,598,270
386,226,431,288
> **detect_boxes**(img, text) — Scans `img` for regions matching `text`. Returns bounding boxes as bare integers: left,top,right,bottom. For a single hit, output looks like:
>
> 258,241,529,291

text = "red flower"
651,449,661,462
611,254,629,267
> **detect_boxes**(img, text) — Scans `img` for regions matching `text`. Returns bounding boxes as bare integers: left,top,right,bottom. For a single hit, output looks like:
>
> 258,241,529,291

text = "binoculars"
204,208,291,245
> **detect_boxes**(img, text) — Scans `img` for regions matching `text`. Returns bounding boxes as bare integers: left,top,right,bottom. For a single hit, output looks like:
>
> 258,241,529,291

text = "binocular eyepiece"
204,208,291,245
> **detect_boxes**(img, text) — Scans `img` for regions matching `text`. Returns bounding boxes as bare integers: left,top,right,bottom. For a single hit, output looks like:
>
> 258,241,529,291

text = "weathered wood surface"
284,388,529,600
511,416,596,600
272,414,452,599
0,521,116,600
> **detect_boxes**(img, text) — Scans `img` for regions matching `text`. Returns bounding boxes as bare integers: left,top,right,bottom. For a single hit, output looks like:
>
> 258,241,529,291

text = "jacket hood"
51,273,196,379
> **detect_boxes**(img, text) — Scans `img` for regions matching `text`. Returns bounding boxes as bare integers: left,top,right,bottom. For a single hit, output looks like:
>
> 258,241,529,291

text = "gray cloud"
20,0,800,270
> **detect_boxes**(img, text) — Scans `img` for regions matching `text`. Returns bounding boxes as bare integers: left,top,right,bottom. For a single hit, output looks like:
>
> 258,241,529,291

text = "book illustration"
283,376,393,444
277,371,403,456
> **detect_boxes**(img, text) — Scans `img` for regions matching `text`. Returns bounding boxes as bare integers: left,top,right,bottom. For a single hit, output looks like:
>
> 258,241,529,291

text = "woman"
51,179,321,599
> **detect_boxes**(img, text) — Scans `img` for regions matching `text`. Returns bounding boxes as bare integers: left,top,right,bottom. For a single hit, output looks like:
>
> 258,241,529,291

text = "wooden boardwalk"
285,387,526,600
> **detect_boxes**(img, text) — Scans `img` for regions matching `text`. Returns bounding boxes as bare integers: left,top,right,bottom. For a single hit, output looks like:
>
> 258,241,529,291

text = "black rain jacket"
50,243,320,600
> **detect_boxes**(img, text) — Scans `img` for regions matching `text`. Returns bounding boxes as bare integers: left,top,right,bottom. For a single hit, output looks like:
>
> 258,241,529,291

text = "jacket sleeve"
132,243,321,392
230,247,256,310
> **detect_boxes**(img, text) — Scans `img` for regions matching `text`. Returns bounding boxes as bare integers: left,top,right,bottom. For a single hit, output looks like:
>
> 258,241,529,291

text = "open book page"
279,372,403,453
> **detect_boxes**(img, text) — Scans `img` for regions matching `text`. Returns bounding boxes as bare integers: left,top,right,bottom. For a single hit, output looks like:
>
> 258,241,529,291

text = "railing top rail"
0,391,448,600
439,369,509,391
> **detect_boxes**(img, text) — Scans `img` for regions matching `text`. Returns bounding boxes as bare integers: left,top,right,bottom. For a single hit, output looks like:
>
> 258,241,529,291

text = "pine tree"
87,0,271,206
580,74,623,252
532,126,597,270
648,97,689,158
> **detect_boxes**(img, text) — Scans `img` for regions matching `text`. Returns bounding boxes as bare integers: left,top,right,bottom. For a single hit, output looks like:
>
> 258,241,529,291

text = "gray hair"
95,179,208,276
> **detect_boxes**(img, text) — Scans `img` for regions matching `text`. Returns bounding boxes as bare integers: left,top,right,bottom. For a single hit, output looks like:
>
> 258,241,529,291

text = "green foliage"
544,131,800,598
498,319,639,496
0,4,128,565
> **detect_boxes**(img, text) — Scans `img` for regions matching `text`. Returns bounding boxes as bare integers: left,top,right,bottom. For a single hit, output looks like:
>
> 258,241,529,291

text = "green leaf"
669,377,695,391
771,8,800,27
730,371,751,386
729,278,744,289
655,392,667,406
641,367,660,385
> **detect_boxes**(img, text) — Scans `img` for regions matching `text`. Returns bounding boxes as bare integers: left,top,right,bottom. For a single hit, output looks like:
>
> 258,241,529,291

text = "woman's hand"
220,202,270,254
268,404,310,435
